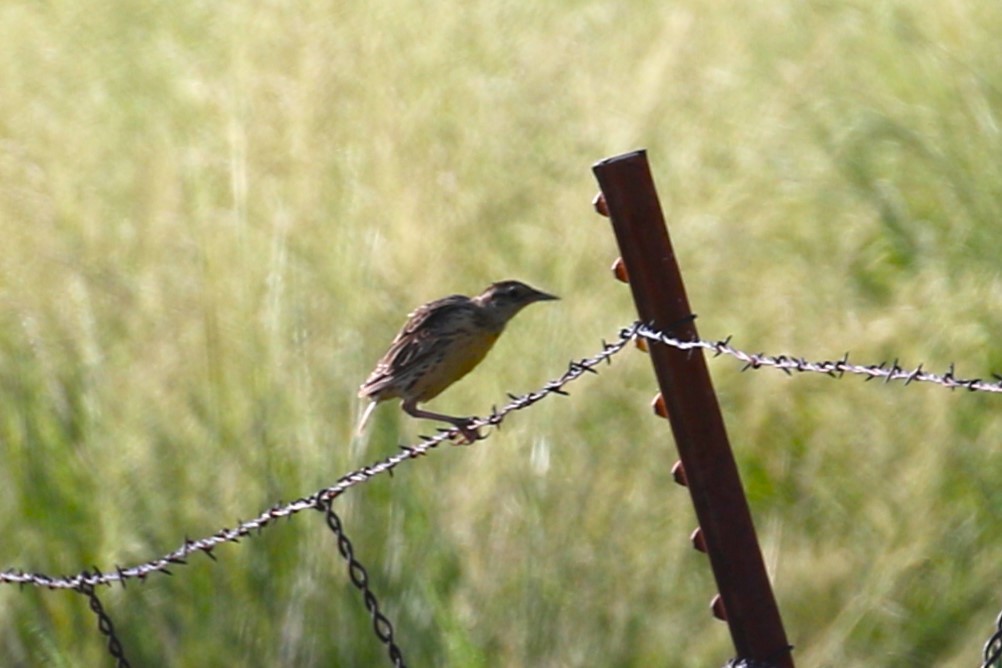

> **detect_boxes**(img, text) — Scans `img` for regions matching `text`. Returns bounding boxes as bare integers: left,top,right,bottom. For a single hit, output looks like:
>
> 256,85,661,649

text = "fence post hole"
592,149,793,667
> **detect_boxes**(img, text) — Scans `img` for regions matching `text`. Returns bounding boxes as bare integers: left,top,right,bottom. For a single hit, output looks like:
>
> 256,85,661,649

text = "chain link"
77,580,131,668
983,609,1002,668
318,497,406,667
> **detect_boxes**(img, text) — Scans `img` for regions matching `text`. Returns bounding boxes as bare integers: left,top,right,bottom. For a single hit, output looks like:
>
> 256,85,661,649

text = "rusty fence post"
592,150,793,667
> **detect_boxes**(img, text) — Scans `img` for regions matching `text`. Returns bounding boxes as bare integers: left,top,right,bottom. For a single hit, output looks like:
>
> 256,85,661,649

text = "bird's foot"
440,419,482,445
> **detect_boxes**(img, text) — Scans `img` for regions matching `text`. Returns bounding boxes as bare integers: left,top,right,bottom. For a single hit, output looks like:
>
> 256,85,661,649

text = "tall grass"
1,0,1001,665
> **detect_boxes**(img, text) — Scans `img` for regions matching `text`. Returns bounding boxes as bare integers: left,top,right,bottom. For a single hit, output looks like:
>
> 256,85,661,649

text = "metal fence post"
593,149,793,667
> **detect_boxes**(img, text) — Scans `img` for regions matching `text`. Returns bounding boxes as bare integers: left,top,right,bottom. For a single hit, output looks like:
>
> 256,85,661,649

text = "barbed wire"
646,320,1002,667
9,319,999,595
635,323,1002,394
3,324,638,666
0,323,639,592
6,319,1002,666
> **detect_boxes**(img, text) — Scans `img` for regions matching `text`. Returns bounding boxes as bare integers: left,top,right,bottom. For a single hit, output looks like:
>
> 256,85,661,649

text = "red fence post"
593,150,793,667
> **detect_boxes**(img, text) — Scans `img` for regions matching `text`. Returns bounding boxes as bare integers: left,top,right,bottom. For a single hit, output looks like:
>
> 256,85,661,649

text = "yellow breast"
412,329,500,401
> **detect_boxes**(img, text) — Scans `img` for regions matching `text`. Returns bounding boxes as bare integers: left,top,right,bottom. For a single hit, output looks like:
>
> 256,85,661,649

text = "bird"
358,280,559,442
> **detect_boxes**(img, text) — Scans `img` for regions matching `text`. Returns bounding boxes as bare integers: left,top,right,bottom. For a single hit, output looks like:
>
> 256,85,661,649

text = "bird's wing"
359,295,471,397
390,295,469,344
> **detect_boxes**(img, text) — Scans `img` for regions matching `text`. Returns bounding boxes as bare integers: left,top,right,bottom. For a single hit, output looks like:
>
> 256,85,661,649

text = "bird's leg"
402,400,481,444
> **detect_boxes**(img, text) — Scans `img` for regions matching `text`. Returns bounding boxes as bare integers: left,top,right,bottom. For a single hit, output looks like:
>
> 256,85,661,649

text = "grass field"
2,1,1002,666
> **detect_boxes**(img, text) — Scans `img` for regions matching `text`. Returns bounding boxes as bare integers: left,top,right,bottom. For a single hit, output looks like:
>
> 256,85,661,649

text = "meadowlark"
358,280,559,442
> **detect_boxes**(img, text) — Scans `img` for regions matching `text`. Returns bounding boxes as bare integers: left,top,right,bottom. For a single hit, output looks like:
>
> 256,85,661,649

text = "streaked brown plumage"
358,280,558,441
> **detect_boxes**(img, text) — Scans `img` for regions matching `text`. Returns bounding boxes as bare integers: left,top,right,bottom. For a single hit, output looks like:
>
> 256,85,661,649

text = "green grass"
2,0,1001,665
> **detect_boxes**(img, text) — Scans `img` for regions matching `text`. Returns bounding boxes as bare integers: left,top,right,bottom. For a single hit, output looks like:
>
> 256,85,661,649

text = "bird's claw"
442,419,482,445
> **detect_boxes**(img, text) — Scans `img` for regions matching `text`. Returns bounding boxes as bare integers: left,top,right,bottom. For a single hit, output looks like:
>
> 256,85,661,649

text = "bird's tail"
356,400,378,436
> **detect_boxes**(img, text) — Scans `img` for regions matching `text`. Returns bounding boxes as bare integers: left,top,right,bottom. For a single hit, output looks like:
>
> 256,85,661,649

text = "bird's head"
474,280,559,327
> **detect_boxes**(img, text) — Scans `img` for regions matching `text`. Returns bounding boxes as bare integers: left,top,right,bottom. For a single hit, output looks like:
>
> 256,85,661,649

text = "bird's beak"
532,289,559,302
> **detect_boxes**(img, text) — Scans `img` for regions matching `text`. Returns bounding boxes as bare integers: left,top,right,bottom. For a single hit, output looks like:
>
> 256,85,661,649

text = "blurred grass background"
1,0,1001,666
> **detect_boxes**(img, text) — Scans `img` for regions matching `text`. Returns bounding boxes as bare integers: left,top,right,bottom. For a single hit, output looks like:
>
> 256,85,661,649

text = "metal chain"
636,322,1002,394
0,324,636,592
983,609,1002,668
317,497,405,667
77,580,131,668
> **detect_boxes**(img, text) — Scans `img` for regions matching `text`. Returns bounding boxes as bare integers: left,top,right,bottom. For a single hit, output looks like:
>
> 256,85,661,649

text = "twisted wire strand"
76,581,132,668
0,324,639,591
636,323,1002,394
318,497,406,667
